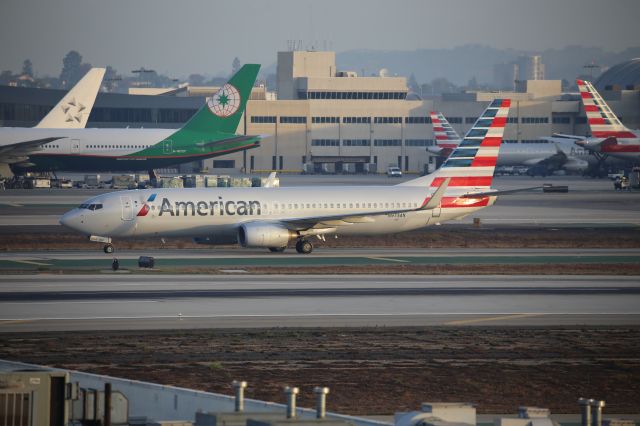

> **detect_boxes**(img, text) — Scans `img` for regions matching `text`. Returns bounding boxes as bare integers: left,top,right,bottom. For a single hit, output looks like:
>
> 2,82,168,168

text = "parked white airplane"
61,99,514,254
574,79,640,163
0,67,105,175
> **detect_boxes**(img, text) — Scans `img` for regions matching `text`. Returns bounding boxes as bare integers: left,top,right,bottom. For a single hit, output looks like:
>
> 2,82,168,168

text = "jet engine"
563,157,589,173
238,222,295,248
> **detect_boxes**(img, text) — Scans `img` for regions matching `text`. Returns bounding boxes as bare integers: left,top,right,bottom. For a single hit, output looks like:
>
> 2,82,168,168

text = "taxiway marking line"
0,319,34,326
444,313,544,325
367,257,410,263
10,260,52,266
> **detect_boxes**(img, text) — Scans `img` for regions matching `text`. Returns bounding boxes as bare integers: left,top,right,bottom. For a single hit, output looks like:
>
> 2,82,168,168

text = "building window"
251,115,276,123
311,116,340,124
507,117,518,123
343,116,371,124
575,117,587,124
465,117,478,124
213,160,235,168
343,139,370,146
280,116,307,124
374,139,402,147
311,139,340,146
306,91,406,100
552,116,571,124
405,116,431,124
521,117,549,124
374,116,402,124
405,139,434,147
445,116,462,124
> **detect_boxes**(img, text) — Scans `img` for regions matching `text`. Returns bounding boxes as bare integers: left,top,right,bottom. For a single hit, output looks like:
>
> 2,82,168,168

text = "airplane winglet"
263,172,278,188
420,177,450,210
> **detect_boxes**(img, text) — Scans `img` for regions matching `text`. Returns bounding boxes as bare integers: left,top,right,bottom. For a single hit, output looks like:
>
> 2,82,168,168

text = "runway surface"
1,274,639,331
1,248,638,270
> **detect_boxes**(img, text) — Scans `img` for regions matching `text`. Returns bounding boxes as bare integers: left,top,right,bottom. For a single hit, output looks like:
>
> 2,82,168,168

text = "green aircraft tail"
173,64,260,137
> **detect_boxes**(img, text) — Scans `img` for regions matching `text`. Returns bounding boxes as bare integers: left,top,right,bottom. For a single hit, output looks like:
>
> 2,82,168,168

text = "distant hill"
333,45,640,85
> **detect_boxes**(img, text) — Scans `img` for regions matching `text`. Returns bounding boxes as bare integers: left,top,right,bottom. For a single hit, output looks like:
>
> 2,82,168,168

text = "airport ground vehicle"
61,99,527,254
387,166,402,177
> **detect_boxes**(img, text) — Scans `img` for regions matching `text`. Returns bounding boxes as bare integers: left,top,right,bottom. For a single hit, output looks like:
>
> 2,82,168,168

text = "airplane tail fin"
173,64,260,137
430,111,461,148
35,68,105,129
576,79,635,139
401,99,511,188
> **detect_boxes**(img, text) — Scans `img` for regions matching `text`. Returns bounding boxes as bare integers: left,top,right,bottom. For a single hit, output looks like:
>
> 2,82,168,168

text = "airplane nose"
59,210,85,232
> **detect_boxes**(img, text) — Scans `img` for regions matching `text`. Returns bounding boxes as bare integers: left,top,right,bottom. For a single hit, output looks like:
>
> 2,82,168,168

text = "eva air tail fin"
35,67,105,129
176,64,260,136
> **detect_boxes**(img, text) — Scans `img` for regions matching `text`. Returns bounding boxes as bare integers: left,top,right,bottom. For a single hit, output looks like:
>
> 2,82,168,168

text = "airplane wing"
460,186,544,198
196,134,261,148
276,178,450,231
0,137,66,162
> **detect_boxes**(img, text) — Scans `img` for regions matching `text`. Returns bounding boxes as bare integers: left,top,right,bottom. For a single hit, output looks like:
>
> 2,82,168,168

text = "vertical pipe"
314,387,330,419
104,383,112,426
579,398,593,426
590,400,605,426
284,386,299,419
232,381,247,413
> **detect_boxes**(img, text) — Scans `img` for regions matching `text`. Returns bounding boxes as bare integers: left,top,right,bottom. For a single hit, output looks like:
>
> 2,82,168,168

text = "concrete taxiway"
1,248,638,270
0,274,638,332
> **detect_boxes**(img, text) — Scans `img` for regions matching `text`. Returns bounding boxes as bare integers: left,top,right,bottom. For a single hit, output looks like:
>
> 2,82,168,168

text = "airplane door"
163,140,172,154
120,196,134,221
71,139,80,153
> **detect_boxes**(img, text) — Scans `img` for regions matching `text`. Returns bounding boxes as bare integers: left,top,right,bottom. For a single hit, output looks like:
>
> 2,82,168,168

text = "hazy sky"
1,0,638,78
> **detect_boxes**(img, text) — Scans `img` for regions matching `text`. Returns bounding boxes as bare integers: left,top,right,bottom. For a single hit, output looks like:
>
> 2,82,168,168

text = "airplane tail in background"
35,68,105,129
576,79,635,139
171,64,260,138
402,99,511,188
430,111,461,149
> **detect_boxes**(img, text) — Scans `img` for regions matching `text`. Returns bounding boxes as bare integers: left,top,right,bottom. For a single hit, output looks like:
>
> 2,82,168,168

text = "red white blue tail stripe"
576,79,636,140
432,99,511,188
430,112,461,150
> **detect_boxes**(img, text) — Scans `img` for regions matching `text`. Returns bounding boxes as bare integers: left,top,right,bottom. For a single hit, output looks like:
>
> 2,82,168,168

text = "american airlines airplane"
5,64,261,176
428,111,590,175
573,79,640,163
61,99,514,254
0,67,105,176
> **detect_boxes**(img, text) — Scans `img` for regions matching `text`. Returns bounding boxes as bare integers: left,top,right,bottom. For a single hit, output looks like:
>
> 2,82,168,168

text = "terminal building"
1,53,639,174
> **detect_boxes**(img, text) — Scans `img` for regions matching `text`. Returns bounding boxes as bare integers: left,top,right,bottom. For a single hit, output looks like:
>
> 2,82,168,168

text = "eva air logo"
137,193,156,217
207,83,241,117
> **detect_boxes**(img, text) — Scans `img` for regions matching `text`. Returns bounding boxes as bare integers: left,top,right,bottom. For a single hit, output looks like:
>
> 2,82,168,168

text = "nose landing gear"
103,243,115,254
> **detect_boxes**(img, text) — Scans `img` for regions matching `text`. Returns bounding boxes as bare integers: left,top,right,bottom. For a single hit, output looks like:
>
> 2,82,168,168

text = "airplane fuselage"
60,186,494,241
1,127,257,172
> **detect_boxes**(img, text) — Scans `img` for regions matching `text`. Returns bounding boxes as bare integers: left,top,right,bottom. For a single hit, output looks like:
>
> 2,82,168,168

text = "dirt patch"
1,327,639,415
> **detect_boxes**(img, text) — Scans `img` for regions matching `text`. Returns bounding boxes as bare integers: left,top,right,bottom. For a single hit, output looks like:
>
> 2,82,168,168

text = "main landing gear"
295,239,313,254
103,243,115,254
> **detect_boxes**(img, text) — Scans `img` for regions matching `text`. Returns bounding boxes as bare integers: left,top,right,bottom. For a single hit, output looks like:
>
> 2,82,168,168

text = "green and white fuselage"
6,127,260,172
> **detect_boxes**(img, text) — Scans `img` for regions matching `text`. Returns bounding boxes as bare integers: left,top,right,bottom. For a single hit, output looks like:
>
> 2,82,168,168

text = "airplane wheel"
104,244,115,254
295,239,313,254
269,247,286,253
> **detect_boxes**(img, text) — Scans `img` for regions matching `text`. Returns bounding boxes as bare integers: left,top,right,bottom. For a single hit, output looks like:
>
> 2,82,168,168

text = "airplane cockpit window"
78,203,103,211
